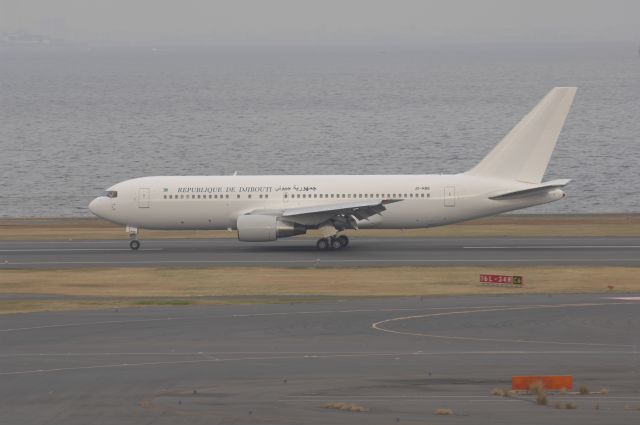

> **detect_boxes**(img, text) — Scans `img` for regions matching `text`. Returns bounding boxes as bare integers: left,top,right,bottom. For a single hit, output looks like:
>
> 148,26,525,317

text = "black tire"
129,240,140,250
316,238,329,250
330,237,342,250
337,235,349,247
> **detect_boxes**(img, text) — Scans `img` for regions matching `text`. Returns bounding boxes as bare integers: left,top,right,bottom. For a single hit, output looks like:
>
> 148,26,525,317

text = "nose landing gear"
126,225,140,250
316,235,349,250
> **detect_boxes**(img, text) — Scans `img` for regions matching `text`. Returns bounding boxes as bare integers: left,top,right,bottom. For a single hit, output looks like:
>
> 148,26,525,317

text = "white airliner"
89,87,576,250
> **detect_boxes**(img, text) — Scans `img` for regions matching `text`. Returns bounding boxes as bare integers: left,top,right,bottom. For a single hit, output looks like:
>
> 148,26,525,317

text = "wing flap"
247,199,401,226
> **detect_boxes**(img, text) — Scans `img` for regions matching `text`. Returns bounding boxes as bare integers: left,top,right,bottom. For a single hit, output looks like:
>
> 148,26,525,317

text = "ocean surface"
1,43,639,217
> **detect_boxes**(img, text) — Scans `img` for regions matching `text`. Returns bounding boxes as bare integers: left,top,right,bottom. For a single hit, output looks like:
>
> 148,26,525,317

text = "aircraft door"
138,188,150,208
444,186,455,207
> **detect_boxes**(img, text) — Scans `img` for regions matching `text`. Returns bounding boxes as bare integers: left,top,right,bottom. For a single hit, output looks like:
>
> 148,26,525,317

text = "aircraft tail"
466,87,577,184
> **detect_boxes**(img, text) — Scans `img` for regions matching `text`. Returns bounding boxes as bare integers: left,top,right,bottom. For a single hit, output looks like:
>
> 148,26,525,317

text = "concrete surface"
1,236,640,268
1,294,640,424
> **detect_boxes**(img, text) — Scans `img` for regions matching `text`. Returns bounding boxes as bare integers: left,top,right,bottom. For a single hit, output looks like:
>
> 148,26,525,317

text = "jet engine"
236,214,307,242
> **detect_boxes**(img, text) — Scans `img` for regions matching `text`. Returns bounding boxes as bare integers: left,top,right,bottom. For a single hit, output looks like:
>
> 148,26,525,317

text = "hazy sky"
2,0,639,44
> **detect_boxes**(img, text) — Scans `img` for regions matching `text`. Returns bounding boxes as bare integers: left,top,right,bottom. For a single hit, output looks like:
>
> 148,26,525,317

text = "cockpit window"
101,190,118,198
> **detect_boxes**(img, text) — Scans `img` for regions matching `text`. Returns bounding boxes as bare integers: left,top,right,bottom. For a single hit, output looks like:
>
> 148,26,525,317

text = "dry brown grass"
536,392,548,406
323,402,368,413
2,266,640,300
435,408,454,416
2,214,640,240
491,388,506,396
600,388,609,395
529,382,548,406
579,384,590,395
491,388,516,397
555,401,577,409
2,265,640,314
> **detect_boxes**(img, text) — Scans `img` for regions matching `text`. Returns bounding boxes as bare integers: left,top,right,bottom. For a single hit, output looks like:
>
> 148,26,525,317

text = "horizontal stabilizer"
489,179,571,200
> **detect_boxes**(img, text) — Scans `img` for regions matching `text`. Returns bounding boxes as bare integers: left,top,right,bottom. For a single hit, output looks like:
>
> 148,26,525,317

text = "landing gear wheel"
129,239,140,250
316,238,329,250
330,237,342,250
337,235,349,247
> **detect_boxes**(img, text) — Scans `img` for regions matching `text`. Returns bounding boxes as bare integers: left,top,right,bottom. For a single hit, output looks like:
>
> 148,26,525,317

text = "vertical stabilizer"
466,87,576,183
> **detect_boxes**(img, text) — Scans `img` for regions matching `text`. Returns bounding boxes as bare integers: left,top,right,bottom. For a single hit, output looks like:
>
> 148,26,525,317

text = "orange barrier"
512,375,573,391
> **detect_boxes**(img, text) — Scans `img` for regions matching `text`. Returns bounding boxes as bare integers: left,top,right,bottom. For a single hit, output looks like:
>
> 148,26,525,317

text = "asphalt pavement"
1,294,640,424
1,236,640,268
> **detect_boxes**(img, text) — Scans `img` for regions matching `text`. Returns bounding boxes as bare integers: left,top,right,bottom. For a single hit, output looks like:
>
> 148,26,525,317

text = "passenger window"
265,194,268,198
237,194,240,199
248,194,252,199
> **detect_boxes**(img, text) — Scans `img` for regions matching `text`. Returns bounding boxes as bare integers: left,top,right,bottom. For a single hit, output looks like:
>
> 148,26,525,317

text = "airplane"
89,87,577,251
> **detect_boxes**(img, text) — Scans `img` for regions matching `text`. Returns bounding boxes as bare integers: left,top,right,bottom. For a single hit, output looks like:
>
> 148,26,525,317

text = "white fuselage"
88,174,565,231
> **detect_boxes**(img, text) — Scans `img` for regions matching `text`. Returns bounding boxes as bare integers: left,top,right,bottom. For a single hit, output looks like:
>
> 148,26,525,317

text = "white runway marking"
372,302,639,347
0,306,437,332
3,349,640,376
0,305,527,333
0,248,163,252
2,349,638,358
464,245,640,249
606,296,640,301
3,258,639,266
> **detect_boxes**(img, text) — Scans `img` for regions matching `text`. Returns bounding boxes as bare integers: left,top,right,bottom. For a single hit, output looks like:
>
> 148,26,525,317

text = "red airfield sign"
480,274,524,285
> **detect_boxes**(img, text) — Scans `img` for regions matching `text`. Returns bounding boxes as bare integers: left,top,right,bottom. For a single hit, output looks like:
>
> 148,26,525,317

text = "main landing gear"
127,225,140,250
316,235,349,250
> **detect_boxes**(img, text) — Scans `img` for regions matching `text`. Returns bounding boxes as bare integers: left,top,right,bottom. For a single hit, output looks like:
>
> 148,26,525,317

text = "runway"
1,294,640,424
1,236,640,268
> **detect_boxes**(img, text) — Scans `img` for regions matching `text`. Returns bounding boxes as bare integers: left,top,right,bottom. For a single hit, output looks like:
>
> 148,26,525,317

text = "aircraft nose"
89,197,105,218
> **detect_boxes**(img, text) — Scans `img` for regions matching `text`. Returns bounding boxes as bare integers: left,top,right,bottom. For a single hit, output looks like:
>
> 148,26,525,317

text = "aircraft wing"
246,199,401,227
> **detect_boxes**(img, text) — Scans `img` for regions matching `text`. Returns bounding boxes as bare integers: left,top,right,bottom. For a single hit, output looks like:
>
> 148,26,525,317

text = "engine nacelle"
236,214,307,242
